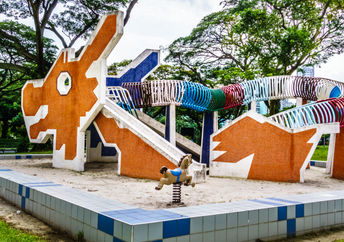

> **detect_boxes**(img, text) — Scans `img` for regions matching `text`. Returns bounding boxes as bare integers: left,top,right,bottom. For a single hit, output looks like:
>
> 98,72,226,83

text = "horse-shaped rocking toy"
155,154,195,203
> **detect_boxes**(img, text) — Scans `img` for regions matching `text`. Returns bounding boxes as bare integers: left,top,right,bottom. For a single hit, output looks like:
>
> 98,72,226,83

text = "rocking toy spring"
172,183,182,203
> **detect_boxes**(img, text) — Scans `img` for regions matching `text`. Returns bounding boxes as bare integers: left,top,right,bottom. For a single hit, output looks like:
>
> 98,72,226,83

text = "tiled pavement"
0,167,343,241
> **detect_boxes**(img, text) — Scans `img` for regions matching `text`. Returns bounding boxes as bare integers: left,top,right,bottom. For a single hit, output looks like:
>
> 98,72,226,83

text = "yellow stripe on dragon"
155,154,195,190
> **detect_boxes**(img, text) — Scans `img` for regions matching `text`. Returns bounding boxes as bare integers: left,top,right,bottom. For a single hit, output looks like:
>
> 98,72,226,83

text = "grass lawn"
311,145,328,161
0,219,44,242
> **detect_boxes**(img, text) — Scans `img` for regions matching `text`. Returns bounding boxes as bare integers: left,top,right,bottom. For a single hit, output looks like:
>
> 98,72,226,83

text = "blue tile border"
98,214,114,235
0,166,343,241
251,199,282,206
287,219,296,237
0,154,52,160
296,204,304,218
278,206,287,221
21,197,26,210
25,187,30,198
268,197,300,204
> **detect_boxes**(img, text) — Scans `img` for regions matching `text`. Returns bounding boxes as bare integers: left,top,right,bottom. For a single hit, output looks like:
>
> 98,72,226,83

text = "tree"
0,21,58,91
0,0,139,141
166,0,344,114
0,21,57,139
0,0,138,77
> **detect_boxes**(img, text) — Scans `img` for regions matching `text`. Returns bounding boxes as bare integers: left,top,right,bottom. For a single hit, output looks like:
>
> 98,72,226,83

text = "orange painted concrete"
22,15,118,160
213,116,316,182
94,113,177,180
333,128,344,180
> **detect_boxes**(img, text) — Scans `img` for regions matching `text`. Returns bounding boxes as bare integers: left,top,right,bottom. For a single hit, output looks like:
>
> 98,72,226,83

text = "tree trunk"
269,100,280,116
32,3,45,77
1,119,9,138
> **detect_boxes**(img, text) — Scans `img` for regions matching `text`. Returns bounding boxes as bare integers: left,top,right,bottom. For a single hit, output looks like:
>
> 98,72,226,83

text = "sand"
0,159,343,210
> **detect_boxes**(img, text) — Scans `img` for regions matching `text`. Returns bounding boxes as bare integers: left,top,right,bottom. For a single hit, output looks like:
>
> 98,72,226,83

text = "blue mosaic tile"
310,161,315,166
113,237,124,242
101,209,185,225
15,155,21,159
18,184,23,195
23,182,54,185
27,184,61,188
25,187,30,199
26,155,32,159
296,204,304,218
268,197,299,204
163,220,177,238
21,197,25,209
278,206,287,221
177,218,190,237
162,218,191,238
98,214,114,235
287,219,296,237
251,199,281,206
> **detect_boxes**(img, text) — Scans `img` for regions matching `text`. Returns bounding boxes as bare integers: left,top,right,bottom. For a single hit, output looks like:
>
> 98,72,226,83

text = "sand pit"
0,158,343,210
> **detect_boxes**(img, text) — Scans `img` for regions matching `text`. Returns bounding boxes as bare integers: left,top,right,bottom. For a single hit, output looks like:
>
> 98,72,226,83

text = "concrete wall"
210,111,339,182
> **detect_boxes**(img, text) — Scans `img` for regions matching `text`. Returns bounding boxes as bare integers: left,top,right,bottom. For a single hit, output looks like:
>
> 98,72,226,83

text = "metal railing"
108,76,344,113
106,87,138,117
270,98,344,129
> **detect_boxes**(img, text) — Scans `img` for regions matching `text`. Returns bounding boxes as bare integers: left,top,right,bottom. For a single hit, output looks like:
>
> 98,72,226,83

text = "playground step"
136,110,201,161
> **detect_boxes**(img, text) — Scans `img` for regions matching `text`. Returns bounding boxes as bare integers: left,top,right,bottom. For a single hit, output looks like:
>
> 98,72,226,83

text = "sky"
110,0,344,81
107,0,222,63
1,0,344,81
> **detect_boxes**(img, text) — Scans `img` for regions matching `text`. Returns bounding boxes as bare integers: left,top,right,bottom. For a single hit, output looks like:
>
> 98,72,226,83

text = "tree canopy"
166,0,344,84
0,0,137,77
0,0,138,142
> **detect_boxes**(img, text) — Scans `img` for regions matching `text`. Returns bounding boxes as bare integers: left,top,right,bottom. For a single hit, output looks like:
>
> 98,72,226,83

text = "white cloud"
108,0,222,63
315,54,344,82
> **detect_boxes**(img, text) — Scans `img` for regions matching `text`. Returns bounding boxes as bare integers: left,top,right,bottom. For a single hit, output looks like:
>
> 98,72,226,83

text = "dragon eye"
64,77,70,86
57,72,72,95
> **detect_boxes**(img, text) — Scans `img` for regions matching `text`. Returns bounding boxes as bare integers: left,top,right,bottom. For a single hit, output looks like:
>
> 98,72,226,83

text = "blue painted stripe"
267,197,300,204
107,51,159,86
251,199,282,206
165,106,170,142
201,112,214,167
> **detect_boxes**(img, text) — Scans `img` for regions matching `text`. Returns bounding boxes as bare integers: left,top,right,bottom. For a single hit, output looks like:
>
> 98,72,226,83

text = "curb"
0,154,52,160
